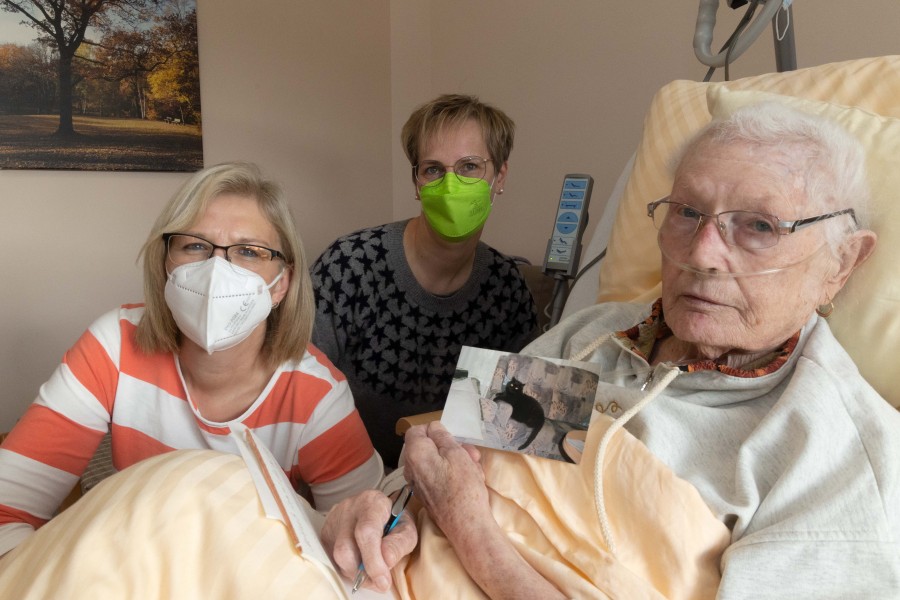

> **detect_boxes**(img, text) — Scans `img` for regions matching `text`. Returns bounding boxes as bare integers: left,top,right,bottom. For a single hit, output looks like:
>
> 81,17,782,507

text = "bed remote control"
542,173,593,277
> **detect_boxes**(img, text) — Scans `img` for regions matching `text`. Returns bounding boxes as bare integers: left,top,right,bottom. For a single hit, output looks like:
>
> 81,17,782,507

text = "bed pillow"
595,55,900,409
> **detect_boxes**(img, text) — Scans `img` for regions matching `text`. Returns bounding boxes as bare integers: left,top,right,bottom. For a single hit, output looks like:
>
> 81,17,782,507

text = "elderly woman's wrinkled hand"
403,421,492,539
320,489,417,593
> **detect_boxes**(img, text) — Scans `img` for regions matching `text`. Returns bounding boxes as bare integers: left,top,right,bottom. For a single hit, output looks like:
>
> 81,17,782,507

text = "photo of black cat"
492,378,545,450
477,354,595,460
441,346,601,462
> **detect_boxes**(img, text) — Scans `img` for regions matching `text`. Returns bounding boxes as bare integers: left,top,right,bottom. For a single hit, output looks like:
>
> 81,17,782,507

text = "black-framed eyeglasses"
647,198,857,250
413,155,492,185
163,233,287,270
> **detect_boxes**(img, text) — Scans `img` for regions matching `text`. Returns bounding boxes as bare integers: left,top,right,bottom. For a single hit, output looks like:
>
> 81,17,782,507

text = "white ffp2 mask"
164,257,283,354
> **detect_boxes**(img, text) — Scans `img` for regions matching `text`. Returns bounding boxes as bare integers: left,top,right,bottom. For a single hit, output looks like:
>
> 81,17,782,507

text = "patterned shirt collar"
613,298,800,378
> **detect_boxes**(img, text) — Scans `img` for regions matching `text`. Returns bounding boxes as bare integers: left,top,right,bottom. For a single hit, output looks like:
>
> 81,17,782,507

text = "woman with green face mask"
310,94,538,469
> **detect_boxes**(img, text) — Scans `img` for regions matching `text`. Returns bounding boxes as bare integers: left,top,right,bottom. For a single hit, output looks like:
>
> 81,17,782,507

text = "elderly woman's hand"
403,421,493,540
404,421,568,600
320,489,417,593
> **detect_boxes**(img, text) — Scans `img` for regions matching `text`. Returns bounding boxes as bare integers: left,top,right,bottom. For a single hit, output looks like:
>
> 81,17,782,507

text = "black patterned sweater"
310,220,538,467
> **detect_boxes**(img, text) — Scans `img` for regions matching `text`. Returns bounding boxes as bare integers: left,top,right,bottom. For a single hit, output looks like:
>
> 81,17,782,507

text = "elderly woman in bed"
365,102,900,598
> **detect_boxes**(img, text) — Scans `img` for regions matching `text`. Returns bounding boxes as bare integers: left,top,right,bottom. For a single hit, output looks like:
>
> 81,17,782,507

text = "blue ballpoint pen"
351,484,414,594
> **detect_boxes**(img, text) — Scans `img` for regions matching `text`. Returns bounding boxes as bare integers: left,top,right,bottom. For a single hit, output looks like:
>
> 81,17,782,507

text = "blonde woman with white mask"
0,162,385,560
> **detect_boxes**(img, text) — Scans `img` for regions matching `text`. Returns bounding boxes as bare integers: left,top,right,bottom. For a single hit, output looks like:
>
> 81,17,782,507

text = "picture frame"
0,0,202,171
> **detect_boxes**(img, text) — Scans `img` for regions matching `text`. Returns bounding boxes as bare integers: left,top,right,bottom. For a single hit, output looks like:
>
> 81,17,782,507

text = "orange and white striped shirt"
0,305,382,555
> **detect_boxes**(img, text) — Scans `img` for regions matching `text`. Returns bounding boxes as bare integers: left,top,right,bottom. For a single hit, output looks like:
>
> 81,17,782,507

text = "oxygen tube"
658,232,830,278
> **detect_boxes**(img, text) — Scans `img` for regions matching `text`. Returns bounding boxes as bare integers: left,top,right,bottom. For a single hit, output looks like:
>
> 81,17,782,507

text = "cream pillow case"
708,87,900,408
595,55,900,408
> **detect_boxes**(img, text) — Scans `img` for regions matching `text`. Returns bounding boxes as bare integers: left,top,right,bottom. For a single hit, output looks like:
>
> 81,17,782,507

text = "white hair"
675,101,871,257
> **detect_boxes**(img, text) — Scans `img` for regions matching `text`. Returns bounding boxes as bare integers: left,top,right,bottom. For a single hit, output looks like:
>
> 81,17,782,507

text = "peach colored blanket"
0,416,728,599
394,414,729,599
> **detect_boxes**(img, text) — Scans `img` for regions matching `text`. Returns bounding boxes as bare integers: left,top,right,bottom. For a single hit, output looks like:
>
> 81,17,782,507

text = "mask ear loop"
488,173,502,206
268,267,287,309
257,264,286,294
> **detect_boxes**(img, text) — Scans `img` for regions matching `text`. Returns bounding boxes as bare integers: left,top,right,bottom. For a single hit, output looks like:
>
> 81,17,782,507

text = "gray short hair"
675,101,870,256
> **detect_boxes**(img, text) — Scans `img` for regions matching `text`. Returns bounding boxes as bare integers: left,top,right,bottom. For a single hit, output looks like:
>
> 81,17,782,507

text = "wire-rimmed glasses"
163,233,286,273
414,155,492,185
647,198,857,250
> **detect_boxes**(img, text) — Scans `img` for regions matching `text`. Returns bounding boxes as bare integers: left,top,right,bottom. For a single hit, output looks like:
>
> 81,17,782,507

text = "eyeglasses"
163,233,286,272
413,156,492,185
647,198,857,250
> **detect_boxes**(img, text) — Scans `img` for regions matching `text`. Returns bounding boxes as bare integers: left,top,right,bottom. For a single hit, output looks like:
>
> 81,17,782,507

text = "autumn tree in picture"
0,0,202,171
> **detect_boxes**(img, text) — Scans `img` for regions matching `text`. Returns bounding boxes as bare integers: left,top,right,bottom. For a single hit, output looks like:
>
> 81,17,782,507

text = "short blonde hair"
401,94,515,172
135,162,314,366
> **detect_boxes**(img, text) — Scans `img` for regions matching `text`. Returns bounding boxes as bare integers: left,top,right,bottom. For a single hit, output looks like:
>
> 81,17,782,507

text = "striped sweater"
0,305,381,556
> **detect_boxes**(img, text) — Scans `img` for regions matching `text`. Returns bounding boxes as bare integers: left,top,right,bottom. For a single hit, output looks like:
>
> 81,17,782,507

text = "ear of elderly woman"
393,103,900,599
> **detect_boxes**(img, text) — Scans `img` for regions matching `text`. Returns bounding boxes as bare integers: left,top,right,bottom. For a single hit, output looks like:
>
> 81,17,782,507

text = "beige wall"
2,0,898,430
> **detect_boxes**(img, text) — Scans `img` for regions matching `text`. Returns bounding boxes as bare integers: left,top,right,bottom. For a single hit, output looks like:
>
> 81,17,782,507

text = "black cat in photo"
492,378,545,450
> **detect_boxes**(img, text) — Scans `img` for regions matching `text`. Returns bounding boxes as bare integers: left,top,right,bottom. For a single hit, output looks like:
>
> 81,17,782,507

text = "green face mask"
418,174,493,241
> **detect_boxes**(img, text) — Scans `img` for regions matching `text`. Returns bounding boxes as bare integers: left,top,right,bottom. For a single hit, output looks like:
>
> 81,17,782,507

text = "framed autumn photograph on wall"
0,0,202,171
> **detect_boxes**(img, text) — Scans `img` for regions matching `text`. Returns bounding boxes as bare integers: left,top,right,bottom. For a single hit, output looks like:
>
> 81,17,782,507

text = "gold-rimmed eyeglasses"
647,198,857,250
